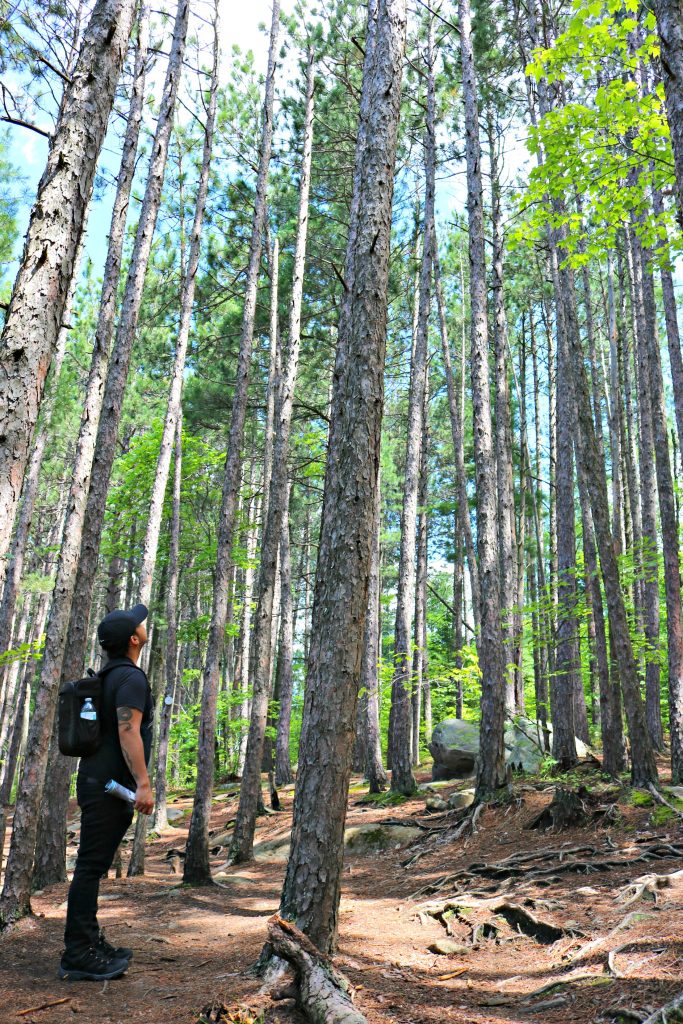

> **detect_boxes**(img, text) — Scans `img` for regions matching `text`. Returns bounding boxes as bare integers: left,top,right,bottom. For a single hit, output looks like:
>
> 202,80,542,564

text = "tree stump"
527,787,589,831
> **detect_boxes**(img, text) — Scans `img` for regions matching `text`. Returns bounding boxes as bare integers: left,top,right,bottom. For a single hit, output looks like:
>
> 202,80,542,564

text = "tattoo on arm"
117,706,134,732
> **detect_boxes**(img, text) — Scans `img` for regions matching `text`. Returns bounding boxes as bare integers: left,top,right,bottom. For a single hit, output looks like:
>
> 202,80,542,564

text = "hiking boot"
58,946,129,981
96,929,133,962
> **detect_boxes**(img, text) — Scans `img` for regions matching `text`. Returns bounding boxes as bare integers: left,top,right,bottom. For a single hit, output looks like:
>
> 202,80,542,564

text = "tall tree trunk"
637,242,683,780
458,0,506,798
0,5,155,926
653,0,683,218
277,0,406,954
563,262,658,786
182,0,279,886
433,251,480,631
390,16,434,796
274,482,294,788
628,229,664,751
62,0,188,695
262,236,280,529
151,414,183,833
362,473,387,793
487,104,517,717
230,45,315,864
137,7,218,608
412,393,429,767
0,0,136,567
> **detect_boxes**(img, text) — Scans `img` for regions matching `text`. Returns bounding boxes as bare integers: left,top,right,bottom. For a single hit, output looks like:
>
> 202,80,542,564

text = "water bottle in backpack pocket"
57,670,103,756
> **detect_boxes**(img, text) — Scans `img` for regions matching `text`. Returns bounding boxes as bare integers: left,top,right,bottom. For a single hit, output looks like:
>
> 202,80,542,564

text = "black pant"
63,777,133,956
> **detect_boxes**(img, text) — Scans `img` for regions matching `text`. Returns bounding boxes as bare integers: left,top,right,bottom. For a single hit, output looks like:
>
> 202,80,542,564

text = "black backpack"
57,664,116,757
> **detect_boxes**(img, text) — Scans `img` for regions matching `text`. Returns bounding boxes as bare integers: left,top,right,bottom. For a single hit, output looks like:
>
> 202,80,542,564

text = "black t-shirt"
78,657,154,790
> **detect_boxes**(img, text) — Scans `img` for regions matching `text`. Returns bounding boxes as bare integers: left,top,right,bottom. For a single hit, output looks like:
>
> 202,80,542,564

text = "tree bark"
151,413,183,833
230,45,315,864
0,0,136,567
412,389,429,767
458,0,506,798
62,0,187,695
361,472,387,793
137,5,218,607
487,105,517,717
183,0,280,884
277,0,406,954
0,4,155,926
653,0,683,219
389,15,434,796
274,482,294,788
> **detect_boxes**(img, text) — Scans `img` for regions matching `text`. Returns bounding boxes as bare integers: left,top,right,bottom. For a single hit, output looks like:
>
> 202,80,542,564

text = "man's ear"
129,633,140,648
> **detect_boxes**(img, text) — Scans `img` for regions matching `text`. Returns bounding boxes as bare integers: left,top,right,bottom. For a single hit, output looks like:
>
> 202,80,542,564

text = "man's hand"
134,780,154,815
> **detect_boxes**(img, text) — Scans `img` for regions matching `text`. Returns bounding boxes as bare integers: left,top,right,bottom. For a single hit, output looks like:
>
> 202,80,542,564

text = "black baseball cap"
98,604,148,649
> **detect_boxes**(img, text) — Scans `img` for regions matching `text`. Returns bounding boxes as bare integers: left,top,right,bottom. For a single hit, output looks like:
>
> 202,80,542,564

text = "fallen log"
266,915,367,1024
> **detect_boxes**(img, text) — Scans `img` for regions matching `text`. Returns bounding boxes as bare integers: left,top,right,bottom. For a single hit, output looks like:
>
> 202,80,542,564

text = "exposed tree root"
641,991,683,1024
266,915,367,1024
493,902,574,944
646,784,683,821
616,869,683,907
565,911,650,964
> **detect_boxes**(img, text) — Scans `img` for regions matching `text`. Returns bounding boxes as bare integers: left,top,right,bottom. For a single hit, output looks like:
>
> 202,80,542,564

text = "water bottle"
105,779,136,803
80,697,97,721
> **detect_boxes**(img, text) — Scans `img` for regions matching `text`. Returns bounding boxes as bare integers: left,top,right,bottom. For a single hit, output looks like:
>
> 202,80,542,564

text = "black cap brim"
129,604,148,625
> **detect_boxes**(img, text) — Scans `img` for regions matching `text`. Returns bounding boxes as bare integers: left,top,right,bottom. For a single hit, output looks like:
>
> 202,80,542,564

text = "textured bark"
137,8,218,607
563,263,657,786
151,414,183,833
638,244,683,781
487,106,517,716
654,0,683,218
606,253,624,549
231,47,315,863
183,0,279,884
628,229,663,751
458,0,506,798
0,0,136,567
274,483,294,788
0,6,154,926
434,250,480,631
551,256,580,765
278,0,406,953
0,277,74,660
237,489,261,776
412,394,429,767
63,0,187,693
651,190,683,453
263,236,280,529
390,16,434,796
361,473,387,793
0,595,31,758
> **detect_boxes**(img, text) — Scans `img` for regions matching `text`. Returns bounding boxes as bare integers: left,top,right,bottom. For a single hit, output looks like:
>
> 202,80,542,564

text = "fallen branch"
18,998,70,1016
517,995,569,1014
266,915,367,1024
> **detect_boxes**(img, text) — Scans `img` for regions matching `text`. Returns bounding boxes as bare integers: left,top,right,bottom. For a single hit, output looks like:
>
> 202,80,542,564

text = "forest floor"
1,758,682,1024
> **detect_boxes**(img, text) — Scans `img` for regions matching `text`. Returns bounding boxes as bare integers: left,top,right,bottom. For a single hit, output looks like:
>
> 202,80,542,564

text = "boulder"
253,822,422,863
429,719,480,779
425,795,448,812
447,789,475,811
430,717,589,780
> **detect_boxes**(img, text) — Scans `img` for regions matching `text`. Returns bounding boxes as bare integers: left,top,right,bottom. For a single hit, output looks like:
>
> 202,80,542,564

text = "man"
59,604,154,981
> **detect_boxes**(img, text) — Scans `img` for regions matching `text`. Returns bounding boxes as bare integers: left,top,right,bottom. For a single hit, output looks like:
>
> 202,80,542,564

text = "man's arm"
117,706,154,814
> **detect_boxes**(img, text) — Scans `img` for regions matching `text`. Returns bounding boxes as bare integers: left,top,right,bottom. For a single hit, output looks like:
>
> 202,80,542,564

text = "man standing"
59,604,154,981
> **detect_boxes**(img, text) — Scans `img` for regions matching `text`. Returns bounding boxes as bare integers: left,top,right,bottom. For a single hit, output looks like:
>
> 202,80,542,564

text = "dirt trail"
1,764,681,1023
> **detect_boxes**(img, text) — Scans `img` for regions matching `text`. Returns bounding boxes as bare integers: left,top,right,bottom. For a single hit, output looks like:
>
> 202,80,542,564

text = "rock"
253,822,422,862
663,786,683,804
166,807,185,822
448,789,475,811
209,830,233,848
417,780,453,792
429,720,480,779
428,940,471,956
425,796,448,812
430,716,589,780
344,823,422,854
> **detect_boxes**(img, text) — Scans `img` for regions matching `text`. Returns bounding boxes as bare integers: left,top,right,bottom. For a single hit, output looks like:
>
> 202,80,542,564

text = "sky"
5,1,286,284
